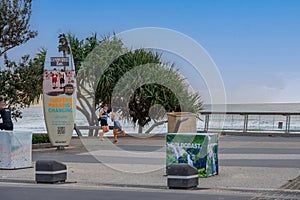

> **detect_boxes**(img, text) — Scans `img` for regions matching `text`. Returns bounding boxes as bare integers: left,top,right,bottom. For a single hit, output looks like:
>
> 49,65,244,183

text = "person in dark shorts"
0,101,13,131
59,69,65,89
99,104,109,141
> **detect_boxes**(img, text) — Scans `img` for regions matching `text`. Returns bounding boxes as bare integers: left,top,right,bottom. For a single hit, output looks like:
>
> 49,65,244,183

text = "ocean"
13,103,300,135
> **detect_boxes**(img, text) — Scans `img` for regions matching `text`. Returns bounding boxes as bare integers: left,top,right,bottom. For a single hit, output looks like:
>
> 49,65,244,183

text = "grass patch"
32,134,50,144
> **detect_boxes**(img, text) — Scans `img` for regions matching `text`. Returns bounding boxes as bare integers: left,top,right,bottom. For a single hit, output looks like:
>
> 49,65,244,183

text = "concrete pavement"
0,135,299,199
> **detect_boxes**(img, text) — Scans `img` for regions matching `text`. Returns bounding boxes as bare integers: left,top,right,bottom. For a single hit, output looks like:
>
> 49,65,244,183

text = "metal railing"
198,111,300,134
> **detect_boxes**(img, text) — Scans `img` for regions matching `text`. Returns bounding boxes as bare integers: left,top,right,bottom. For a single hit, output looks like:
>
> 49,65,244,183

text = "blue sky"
6,0,300,104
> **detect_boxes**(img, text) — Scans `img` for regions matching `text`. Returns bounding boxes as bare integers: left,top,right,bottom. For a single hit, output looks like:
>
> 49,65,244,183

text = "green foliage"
0,0,37,56
0,0,41,120
66,32,100,73
77,36,124,88
0,49,45,120
58,33,70,56
32,134,50,144
70,33,203,133
96,49,161,105
97,49,203,129
72,34,125,136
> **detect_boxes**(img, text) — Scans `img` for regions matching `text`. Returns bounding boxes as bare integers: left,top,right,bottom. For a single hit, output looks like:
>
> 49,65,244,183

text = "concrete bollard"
167,163,198,189
35,160,67,183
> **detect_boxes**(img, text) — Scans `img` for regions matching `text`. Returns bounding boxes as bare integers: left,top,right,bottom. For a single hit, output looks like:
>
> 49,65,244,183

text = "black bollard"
167,163,199,189
35,160,67,183
56,146,65,150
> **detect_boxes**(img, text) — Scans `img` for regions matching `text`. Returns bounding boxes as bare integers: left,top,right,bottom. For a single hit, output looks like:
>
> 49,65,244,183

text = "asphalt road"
0,185,252,200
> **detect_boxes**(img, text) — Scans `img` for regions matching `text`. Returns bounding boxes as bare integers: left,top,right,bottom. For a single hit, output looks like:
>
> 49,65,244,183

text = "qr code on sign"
57,127,65,134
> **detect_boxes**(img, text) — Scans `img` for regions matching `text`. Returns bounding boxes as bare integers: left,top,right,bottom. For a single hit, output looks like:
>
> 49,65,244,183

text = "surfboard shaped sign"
43,54,76,146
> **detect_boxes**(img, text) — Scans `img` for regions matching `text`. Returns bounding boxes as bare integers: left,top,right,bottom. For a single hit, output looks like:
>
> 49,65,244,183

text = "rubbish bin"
166,133,219,177
167,112,196,133
0,130,32,169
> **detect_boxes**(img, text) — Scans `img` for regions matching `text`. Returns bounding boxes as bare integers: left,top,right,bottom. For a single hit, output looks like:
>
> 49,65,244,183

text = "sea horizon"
12,102,300,135
202,102,300,112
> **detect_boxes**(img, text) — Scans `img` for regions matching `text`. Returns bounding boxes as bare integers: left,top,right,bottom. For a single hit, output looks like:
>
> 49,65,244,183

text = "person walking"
99,104,110,141
0,101,13,131
111,109,126,143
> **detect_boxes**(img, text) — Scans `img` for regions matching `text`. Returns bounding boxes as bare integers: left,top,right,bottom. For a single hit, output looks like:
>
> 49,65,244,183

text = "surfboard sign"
43,53,76,147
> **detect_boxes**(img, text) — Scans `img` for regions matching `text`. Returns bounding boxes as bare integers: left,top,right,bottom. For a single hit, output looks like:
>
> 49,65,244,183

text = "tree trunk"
145,120,168,133
63,50,66,73
88,122,94,136
138,125,143,133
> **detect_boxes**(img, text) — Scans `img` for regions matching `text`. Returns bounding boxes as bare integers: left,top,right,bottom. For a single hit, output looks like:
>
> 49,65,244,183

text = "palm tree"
58,33,70,72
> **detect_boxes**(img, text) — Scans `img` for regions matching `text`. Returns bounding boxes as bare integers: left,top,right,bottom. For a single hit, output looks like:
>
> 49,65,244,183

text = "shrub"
32,134,50,144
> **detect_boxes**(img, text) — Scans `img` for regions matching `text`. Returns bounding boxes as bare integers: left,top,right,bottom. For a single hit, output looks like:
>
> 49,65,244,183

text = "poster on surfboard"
42,53,76,147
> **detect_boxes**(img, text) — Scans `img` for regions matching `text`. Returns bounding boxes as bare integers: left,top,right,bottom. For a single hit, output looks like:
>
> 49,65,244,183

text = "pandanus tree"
76,36,124,136
68,33,202,135
96,49,202,133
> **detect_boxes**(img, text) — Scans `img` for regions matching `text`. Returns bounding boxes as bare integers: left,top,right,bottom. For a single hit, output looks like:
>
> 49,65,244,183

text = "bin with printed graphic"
166,133,219,177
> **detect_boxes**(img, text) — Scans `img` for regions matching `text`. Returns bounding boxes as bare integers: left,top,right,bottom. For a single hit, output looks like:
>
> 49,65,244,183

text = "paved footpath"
0,135,299,199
